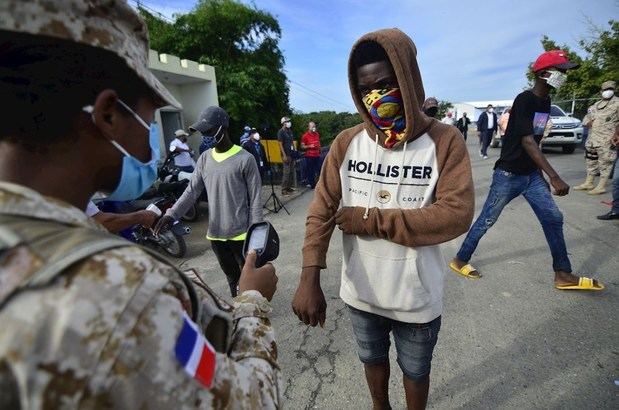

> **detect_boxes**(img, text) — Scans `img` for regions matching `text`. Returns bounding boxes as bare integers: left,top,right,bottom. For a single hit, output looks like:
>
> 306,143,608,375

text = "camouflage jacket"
583,96,619,145
0,182,280,409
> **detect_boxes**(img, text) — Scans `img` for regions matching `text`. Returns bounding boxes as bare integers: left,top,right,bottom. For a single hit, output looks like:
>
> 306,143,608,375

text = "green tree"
437,100,454,120
527,19,618,118
140,0,290,137
289,111,362,145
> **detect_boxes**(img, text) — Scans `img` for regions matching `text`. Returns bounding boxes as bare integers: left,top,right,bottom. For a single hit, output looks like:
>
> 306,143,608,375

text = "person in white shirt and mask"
477,104,498,159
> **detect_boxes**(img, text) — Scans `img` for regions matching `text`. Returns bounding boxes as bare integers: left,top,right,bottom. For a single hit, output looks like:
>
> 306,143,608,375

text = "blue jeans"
457,169,572,273
612,159,619,213
347,305,441,381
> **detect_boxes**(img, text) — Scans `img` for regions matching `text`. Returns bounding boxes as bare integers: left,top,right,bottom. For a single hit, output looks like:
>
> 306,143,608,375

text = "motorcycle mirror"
243,222,279,268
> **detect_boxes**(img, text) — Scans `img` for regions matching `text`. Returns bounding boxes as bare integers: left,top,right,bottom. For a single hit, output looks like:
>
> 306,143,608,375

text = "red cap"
532,50,579,72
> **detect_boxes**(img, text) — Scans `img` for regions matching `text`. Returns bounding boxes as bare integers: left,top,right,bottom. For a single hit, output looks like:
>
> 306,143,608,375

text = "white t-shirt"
441,116,454,125
487,112,495,129
169,138,194,167
85,200,100,217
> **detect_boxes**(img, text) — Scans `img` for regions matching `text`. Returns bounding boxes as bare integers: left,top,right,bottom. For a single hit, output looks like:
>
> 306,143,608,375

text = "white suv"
541,105,583,154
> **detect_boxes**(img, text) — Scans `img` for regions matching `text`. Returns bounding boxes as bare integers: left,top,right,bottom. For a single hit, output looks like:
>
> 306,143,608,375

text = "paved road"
179,138,618,409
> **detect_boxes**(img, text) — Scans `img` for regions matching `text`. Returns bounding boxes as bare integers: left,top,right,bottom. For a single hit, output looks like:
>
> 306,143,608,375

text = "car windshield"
550,106,565,116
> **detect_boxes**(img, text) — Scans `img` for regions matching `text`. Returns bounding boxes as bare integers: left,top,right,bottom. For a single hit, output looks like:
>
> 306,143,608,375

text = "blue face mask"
83,100,160,201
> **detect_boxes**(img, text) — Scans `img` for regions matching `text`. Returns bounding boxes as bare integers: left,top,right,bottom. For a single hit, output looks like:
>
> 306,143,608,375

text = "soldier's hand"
292,267,327,327
139,210,158,228
550,176,569,196
153,215,174,235
238,250,278,301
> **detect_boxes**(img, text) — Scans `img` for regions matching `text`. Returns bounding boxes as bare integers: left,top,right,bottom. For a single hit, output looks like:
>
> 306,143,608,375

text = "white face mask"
544,70,567,89
487,108,494,113
601,89,614,99
253,133,261,141
285,121,292,128
311,127,316,132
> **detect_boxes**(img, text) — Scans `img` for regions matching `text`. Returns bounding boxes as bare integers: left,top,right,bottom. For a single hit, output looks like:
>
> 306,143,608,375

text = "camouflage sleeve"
103,283,281,409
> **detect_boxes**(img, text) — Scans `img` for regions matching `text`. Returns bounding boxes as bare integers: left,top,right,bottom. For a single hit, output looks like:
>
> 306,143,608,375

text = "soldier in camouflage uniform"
574,80,619,194
0,1,281,408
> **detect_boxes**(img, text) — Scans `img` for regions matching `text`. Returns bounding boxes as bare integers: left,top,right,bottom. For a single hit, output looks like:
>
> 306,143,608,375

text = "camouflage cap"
0,0,181,108
601,80,616,90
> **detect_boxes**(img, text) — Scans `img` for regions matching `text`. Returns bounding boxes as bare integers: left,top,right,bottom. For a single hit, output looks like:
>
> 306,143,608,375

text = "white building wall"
148,50,219,157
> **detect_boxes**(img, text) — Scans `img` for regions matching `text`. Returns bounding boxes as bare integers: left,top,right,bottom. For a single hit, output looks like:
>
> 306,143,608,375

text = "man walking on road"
156,106,263,296
278,116,297,195
457,112,471,141
292,29,474,409
450,50,604,291
477,104,498,159
574,80,619,195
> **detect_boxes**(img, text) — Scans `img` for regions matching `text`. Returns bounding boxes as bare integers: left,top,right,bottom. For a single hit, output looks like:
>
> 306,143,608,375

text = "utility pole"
571,91,576,115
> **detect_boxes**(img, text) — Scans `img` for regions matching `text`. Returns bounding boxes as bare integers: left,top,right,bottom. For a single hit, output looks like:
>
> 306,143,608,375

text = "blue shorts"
347,305,441,381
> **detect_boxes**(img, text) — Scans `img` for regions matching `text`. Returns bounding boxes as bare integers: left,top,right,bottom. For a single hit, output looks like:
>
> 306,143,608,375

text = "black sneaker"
597,211,619,220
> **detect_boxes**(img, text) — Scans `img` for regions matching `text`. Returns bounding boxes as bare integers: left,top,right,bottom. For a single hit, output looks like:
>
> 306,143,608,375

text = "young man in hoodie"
450,50,604,291
292,29,474,409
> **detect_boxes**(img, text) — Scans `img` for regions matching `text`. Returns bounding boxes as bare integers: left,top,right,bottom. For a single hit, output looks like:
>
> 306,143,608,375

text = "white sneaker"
483,155,488,159
479,151,483,157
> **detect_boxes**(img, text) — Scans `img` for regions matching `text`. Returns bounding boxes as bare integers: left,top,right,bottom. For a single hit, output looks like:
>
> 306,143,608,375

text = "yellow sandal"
449,261,482,279
555,277,604,291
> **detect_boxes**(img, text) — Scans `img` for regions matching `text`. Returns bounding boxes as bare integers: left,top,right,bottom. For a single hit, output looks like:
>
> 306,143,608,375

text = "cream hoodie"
302,29,474,323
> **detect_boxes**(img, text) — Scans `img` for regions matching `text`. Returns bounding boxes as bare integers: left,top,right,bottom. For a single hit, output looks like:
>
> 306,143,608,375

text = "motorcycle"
95,196,190,258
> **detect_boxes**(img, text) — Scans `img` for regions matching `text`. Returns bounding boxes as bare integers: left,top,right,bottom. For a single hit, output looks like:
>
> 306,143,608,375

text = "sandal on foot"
449,261,482,279
555,277,604,291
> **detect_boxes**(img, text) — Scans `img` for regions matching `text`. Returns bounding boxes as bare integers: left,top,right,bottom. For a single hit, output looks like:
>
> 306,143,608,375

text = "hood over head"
348,28,432,149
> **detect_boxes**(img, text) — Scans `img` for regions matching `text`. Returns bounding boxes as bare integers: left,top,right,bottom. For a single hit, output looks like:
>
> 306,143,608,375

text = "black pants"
305,156,321,188
210,240,245,297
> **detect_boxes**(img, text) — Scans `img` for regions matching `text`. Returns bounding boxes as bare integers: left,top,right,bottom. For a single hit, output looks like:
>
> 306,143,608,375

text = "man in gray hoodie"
156,106,263,296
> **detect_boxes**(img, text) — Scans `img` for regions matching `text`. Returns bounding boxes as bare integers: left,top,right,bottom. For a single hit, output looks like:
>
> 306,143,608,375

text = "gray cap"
601,80,616,90
189,106,229,133
0,0,181,108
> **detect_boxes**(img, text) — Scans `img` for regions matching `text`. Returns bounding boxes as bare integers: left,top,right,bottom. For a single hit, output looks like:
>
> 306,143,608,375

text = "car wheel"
562,145,576,154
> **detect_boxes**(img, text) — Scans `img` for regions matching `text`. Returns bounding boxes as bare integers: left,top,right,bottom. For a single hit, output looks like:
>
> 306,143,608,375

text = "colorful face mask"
362,88,406,148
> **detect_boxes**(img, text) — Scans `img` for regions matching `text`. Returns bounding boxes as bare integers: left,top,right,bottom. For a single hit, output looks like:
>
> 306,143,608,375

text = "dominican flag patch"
174,312,217,388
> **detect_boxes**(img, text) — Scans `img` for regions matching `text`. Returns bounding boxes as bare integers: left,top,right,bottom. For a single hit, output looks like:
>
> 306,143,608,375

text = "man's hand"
282,154,289,164
139,210,158,228
238,250,278,301
292,267,327,327
153,215,174,235
335,207,365,234
549,175,569,196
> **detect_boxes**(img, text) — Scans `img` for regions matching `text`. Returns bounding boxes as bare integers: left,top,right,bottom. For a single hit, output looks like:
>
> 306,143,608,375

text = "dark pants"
457,169,572,273
178,165,195,173
210,240,245,296
304,156,321,188
460,129,468,141
480,130,493,156
282,160,295,191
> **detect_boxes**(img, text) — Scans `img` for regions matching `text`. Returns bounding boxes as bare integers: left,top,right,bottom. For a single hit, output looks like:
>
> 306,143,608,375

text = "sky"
138,0,617,113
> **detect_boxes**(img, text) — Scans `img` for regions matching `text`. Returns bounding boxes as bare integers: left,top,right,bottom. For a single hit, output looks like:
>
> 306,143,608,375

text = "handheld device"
243,222,279,267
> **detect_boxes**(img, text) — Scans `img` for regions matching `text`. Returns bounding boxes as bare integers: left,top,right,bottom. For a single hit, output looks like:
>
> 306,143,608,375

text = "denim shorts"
347,305,441,381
